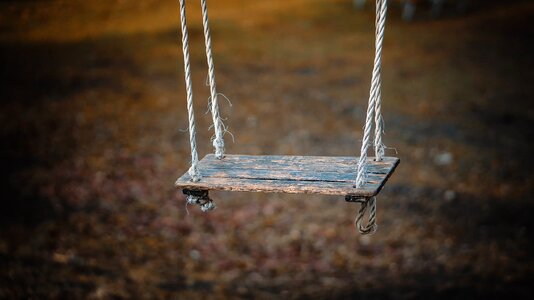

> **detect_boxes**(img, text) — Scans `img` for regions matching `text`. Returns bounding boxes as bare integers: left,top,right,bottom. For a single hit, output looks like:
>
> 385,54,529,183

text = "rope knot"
200,200,216,212
184,189,216,212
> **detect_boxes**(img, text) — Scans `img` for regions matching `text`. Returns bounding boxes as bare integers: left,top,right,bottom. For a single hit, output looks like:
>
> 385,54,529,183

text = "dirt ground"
0,0,533,299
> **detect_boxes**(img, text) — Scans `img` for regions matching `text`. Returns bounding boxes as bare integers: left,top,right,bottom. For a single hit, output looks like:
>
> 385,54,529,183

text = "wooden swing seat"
175,154,399,197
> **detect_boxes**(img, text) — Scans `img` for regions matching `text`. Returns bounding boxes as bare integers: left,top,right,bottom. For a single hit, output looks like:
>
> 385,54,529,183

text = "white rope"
355,0,388,188
178,0,201,182
373,0,387,161
353,0,388,235
374,77,385,160
200,0,225,159
354,197,377,234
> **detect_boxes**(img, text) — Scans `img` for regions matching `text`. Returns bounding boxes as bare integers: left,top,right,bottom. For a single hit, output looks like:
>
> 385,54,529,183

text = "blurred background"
0,0,532,298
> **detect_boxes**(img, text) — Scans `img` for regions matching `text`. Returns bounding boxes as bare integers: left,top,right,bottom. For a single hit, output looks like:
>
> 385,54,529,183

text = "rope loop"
354,197,378,235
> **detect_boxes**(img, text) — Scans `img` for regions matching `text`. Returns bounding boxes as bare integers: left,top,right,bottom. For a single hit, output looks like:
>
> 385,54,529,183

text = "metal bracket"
345,195,368,203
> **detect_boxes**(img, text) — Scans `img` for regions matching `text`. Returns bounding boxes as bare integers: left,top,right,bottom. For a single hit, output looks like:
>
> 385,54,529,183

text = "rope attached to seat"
177,0,226,211
177,0,390,223
372,0,387,162
356,0,388,188
354,0,388,235
178,0,226,180
178,0,201,182
200,0,226,159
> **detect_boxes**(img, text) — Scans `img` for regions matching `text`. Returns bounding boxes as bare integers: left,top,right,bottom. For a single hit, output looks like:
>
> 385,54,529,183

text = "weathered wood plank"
199,168,387,183
199,155,396,169
175,154,399,197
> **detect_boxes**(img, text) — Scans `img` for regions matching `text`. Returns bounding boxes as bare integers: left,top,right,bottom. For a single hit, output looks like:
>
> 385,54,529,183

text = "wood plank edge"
361,157,400,197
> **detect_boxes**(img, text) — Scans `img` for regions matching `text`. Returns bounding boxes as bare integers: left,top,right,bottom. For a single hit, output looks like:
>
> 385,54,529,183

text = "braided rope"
200,0,225,159
374,77,385,160
355,0,387,187
373,0,387,161
355,197,377,234
353,0,388,235
178,0,201,182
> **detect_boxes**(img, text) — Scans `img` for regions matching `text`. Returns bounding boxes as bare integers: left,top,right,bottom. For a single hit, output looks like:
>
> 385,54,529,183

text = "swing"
174,0,398,234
